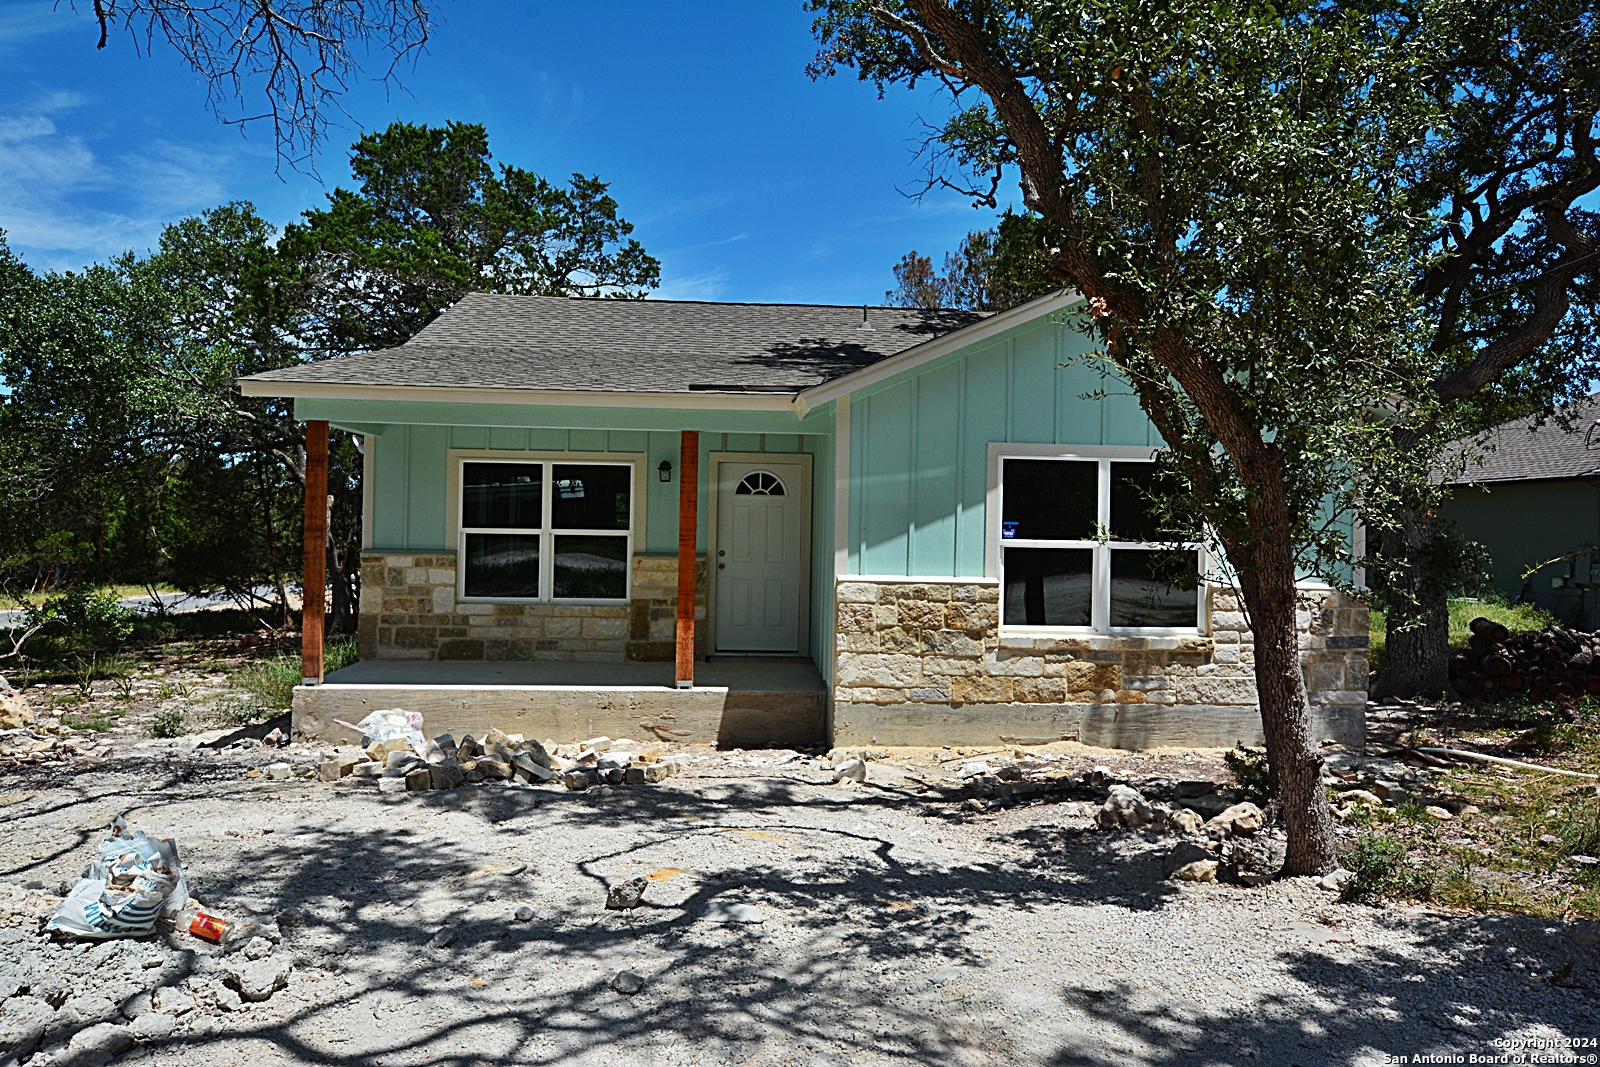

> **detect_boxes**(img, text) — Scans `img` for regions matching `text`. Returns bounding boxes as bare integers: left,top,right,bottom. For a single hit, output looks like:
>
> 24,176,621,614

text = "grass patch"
1336,719,1600,917
61,708,126,733
1369,596,1559,673
228,635,357,710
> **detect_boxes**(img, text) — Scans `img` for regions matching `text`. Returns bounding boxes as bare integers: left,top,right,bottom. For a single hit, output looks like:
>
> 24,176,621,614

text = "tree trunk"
1371,514,1452,700
1230,481,1338,876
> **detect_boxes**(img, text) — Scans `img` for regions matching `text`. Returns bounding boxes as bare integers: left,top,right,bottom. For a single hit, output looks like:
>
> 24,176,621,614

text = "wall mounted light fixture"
658,460,673,482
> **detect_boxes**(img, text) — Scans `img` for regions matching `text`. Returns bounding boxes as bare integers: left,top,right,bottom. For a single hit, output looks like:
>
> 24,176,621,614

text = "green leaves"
283,121,660,356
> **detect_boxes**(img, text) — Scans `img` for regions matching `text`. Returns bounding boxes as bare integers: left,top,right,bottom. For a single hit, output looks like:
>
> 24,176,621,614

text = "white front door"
715,461,804,652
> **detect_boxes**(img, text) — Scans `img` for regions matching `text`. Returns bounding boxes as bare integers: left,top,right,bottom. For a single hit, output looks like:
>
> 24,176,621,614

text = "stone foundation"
831,579,1368,749
357,551,707,663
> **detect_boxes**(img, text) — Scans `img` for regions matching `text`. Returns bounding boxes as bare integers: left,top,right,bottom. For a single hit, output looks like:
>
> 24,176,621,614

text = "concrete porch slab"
293,657,827,749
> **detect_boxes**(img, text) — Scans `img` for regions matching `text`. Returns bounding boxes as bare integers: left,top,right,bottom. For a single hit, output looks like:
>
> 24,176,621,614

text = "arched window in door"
734,471,786,496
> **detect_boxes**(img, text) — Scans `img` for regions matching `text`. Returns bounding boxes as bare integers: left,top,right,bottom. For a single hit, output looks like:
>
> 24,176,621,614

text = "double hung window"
999,455,1202,631
458,460,633,602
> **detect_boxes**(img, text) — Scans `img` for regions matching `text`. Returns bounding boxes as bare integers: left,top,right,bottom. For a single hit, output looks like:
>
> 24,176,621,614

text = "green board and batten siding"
847,308,1156,578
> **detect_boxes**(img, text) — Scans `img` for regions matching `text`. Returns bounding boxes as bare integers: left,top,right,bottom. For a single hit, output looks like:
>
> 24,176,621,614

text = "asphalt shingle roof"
243,293,988,394
1449,393,1600,484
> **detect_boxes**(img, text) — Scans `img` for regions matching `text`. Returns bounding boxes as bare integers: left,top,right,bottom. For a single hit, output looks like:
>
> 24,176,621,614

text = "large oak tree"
812,0,1448,873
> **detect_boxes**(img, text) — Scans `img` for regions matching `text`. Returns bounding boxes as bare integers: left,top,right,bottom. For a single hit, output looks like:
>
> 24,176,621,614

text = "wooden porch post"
675,430,699,688
301,420,329,686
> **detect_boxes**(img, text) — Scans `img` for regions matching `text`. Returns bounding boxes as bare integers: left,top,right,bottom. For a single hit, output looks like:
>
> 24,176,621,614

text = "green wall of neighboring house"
847,308,1157,578
1442,478,1600,626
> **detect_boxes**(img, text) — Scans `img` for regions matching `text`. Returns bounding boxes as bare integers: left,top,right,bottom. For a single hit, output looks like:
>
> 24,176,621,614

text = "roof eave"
793,287,1084,417
235,379,801,412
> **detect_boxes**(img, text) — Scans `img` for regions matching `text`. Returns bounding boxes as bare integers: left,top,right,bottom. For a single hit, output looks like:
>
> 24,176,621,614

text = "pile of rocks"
1095,780,1264,841
276,728,685,795
0,729,108,771
1323,762,1477,821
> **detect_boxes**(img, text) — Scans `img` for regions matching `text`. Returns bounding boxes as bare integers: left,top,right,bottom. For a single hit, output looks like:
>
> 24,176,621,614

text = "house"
239,290,1368,750
1442,394,1600,629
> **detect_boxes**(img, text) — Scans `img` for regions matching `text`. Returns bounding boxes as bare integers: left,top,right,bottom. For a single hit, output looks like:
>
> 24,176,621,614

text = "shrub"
23,589,136,654
212,694,270,727
1339,834,1433,901
1224,745,1271,805
150,707,187,738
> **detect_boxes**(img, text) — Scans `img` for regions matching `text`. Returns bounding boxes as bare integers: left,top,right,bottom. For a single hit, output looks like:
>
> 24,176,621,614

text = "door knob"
718,550,725,556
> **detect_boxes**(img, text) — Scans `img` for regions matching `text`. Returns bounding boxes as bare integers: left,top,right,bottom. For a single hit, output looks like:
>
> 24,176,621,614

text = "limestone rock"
476,757,511,780
1163,808,1205,834
1424,805,1453,820
0,677,33,730
609,970,646,995
513,904,535,922
562,771,591,791
1371,780,1409,805
429,759,466,790
605,877,647,911
1162,842,1220,882
1097,785,1155,830
1318,868,1357,892
377,776,408,794
1207,802,1265,836
1175,793,1235,818
404,767,433,791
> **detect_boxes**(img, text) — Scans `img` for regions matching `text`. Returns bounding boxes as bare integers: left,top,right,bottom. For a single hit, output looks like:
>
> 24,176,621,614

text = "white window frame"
453,454,639,605
986,443,1206,635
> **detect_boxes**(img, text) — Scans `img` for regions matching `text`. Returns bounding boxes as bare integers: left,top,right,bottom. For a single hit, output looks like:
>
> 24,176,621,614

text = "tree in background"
887,211,1053,310
0,121,659,640
81,0,434,172
1366,0,1598,699
813,0,1449,874
283,121,661,357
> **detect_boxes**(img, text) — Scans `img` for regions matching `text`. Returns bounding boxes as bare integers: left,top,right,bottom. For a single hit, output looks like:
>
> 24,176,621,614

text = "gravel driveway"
2,745,1595,1067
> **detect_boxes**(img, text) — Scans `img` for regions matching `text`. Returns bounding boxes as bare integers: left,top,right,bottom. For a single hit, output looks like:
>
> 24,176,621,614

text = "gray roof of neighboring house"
1449,393,1600,484
243,293,989,393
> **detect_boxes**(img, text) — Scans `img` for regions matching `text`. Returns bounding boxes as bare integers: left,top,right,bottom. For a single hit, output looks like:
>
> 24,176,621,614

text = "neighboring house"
1442,394,1600,629
240,290,1367,750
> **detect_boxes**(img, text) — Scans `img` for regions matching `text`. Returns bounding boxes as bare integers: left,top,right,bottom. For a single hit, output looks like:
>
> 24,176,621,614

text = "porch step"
292,659,826,749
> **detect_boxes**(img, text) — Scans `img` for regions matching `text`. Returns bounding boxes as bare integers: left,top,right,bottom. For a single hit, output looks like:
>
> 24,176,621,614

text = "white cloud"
0,3,81,53
0,92,232,270
654,266,730,301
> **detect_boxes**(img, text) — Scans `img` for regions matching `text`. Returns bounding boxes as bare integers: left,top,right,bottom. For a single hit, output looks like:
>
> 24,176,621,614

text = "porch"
291,656,828,749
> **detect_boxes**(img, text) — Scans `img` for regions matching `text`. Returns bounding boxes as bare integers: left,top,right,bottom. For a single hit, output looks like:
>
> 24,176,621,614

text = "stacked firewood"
1449,617,1600,703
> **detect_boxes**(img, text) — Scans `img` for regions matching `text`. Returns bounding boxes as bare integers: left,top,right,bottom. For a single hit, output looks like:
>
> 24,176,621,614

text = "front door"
715,461,804,652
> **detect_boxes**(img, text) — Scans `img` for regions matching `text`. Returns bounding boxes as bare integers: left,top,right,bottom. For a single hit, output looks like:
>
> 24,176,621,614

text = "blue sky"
0,1,1015,304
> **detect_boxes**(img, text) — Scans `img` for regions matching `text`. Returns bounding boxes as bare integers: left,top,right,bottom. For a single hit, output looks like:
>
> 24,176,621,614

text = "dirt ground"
2,662,1598,1067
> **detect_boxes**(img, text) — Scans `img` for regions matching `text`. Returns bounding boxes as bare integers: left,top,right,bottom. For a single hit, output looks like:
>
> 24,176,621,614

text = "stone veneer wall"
357,551,706,663
831,580,1369,749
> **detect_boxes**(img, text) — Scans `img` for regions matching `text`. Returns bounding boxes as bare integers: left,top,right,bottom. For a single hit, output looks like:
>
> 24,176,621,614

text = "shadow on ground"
8,768,1598,1066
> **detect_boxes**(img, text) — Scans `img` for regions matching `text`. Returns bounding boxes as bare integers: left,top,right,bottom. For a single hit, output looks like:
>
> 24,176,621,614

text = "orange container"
188,912,229,943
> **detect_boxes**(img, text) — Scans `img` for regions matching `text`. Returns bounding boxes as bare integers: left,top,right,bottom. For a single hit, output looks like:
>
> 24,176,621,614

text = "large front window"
459,461,632,601
999,456,1201,631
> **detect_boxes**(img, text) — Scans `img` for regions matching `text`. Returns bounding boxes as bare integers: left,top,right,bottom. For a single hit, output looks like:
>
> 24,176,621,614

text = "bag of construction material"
346,708,425,749
45,815,188,939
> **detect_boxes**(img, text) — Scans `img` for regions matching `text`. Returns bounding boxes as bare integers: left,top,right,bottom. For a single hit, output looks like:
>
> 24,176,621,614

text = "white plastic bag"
349,708,424,748
45,816,188,939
